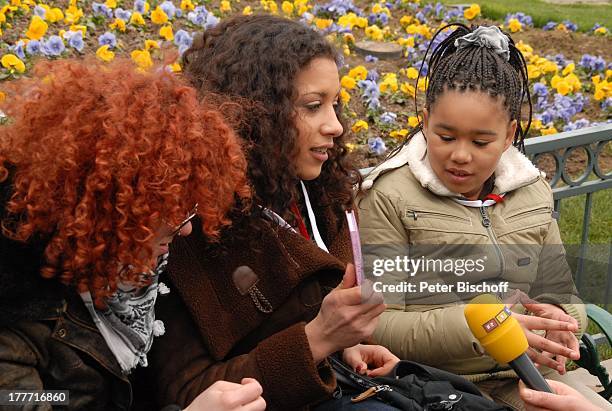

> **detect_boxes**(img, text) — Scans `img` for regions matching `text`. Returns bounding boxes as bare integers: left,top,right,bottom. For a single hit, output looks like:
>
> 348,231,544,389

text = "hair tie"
454,26,510,61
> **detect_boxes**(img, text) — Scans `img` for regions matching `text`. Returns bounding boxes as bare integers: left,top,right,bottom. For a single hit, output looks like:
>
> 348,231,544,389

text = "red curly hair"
0,57,250,304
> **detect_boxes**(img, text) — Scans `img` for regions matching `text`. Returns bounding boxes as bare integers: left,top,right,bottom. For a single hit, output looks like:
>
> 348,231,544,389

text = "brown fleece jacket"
147,204,353,410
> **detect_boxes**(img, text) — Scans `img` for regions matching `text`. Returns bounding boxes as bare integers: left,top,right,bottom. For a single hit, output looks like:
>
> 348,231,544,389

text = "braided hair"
392,23,531,159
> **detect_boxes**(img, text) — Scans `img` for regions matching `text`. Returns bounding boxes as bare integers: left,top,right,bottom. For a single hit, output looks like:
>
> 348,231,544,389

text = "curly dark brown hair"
183,14,359,232
0,57,250,305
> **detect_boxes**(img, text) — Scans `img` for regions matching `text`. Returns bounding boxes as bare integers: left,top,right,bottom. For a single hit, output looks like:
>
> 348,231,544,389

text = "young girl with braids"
358,25,608,409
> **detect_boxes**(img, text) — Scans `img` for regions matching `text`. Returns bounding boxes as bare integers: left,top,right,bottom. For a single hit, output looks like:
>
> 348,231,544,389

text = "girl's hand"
342,344,400,377
518,380,601,411
522,302,580,374
184,378,266,411
513,310,579,372
305,264,386,363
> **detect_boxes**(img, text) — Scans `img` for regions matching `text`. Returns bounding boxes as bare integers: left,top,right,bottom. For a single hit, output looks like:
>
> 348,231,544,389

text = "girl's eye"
440,135,454,142
473,140,490,147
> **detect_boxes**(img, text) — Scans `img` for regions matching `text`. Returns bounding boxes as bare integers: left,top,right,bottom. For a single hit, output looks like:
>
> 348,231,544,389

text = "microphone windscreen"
464,294,528,364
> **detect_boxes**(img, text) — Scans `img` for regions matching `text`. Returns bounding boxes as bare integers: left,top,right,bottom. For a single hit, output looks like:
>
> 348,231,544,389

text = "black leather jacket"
0,180,133,410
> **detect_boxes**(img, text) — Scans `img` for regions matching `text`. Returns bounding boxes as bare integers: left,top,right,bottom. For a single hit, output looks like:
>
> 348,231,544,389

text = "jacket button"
57,328,67,338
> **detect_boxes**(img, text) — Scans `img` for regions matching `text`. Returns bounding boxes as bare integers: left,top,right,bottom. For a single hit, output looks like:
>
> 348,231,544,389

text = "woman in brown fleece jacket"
146,15,402,411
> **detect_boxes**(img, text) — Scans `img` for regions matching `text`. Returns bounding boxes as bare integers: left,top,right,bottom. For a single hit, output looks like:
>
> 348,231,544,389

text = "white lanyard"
260,182,328,253
452,194,505,208
300,181,328,253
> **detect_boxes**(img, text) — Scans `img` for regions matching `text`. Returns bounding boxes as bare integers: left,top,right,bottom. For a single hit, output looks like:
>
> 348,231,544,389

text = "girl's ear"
505,119,517,150
422,108,429,139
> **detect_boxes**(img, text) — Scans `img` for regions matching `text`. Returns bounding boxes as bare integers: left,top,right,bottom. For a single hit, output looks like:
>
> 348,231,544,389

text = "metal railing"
524,124,612,305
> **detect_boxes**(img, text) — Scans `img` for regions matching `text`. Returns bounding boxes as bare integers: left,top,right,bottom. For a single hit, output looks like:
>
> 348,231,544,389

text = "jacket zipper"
479,206,505,279
408,210,470,223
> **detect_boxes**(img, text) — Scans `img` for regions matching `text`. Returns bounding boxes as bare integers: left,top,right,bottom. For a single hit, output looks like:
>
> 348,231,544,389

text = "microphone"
464,294,552,393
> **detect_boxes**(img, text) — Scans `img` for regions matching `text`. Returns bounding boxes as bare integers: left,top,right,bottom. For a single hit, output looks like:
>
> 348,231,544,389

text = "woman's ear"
505,119,517,150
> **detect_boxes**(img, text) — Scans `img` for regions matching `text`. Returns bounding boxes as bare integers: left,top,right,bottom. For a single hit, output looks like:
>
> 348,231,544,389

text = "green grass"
558,189,612,246
428,0,612,32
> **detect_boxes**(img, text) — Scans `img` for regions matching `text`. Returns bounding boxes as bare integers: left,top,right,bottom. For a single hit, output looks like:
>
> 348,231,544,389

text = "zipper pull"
479,206,491,228
351,385,392,403
408,210,418,220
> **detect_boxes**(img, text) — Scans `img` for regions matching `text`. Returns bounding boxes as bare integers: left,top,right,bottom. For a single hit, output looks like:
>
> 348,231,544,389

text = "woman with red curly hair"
0,58,264,411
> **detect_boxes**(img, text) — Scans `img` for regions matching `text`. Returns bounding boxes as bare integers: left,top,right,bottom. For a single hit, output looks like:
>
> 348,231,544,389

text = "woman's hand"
305,264,386,363
184,378,266,411
342,344,400,377
518,380,601,411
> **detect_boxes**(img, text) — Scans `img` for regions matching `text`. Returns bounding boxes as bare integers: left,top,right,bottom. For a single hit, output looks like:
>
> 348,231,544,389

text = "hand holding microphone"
465,294,555,392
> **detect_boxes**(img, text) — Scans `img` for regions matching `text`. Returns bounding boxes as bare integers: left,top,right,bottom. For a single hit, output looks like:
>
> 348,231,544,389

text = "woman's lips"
310,147,329,162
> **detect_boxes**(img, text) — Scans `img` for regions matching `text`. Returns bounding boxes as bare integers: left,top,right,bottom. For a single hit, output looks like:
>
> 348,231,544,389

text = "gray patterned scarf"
80,253,170,374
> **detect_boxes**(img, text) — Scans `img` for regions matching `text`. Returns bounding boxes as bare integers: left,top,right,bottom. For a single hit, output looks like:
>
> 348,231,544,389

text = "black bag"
330,356,511,410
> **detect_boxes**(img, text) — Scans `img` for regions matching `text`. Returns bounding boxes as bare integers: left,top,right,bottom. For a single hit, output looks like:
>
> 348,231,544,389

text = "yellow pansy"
348,66,367,81
64,5,83,24
390,129,409,139
315,18,332,30
340,88,351,104
592,75,601,85
351,120,369,133
341,75,357,90
399,15,412,27
145,39,160,50
401,82,415,97
105,0,117,8
531,119,543,130
405,67,419,79
169,62,181,72
242,6,253,15
180,0,195,11
1,53,26,73
516,40,533,59
345,143,356,152
562,63,575,76
130,12,145,26
70,24,87,35
131,49,153,70
47,7,64,23
541,127,558,136
159,25,174,41
594,27,607,35
508,18,522,33
268,1,278,14
380,73,398,93
408,116,420,128
26,15,48,40
343,33,355,44
565,73,581,92
220,1,231,12
281,1,293,15
463,4,480,21
365,25,383,41
527,65,542,80
417,77,428,92
151,7,168,24
342,44,350,56
0,12,5,24
96,45,115,62
397,37,415,48
338,13,357,29
109,18,126,32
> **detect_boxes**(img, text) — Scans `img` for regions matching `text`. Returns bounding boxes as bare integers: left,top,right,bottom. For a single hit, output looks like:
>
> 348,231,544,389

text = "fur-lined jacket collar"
362,131,542,196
